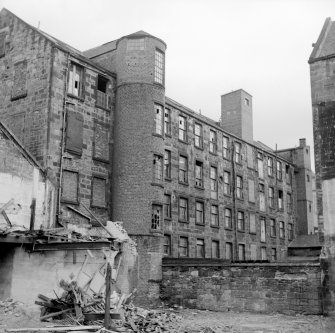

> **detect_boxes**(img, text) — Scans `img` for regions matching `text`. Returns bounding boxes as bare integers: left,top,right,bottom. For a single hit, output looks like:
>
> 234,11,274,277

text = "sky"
1,0,334,171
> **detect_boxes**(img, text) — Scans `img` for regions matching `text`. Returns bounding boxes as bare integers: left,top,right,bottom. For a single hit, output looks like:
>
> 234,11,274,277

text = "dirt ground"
1,299,335,333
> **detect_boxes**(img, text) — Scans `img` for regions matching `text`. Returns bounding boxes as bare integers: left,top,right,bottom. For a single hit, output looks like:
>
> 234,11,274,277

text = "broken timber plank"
5,326,102,332
1,211,12,227
40,308,72,321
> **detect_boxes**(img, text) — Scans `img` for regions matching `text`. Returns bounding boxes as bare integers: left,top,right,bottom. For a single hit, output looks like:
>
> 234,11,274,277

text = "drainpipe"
231,140,238,261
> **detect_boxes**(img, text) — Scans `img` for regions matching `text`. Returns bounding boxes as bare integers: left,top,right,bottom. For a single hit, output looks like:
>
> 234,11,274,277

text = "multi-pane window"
224,208,232,229
154,104,163,135
271,248,277,261
164,108,171,136
194,123,203,148
210,166,218,200
210,205,219,227
270,219,276,237
225,242,233,260
249,213,256,234
153,155,163,183
259,183,265,211
195,160,203,187
276,161,282,181
238,244,246,261
287,192,292,213
154,49,164,84
261,247,267,260
151,205,162,229
223,136,229,159
257,152,264,179
178,237,188,257
179,155,188,183
68,63,83,97
195,201,204,225
288,223,293,240
268,187,274,208
209,130,217,154
286,165,291,184
237,211,245,231
96,76,110,109
267,157,273,176
278,190,283,210
164,150,171,179
223,171,231,195
211,240,220,258
179,197,188,221
236,175,243,199
235,142,242,163
260,216,266,242
163,235,171,256
178,115,187,141
127,38,145,50
279,221,285,239
164,194,171,219
92,177,106,208
196,239,205,258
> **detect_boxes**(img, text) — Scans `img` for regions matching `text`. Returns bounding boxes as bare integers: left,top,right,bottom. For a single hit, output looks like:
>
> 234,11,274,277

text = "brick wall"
161,258,323,314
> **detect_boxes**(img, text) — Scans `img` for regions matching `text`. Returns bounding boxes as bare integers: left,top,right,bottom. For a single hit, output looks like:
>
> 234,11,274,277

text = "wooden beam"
5,326,102,332
104,261,111,328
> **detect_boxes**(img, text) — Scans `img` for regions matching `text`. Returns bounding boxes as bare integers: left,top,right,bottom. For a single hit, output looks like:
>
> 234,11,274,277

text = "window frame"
164,107,171,136
279,221,285,239
164,194,172,220
194,123,203,148
236,175,243,199
178,115,187,142
164,150,171,180
154,103,163,136
178,197,189,222
195,160,204,188
223,171,231,196
238,244,246,261
68,62,84,99
209,129,217,154
225,242,233,260
96,75,111,110
178,236,189,257
179,155,188,184
154,48,165,85
196,238,205,258
288,223,294,240
151,204,162,230
237,211,245,232
268,186,274,208
195,200,205,225
210,166,218,200
152,154,163,184
210,204,219,227
267,157,273,177
163,234,171,256
234,142,242,164
276,161,282,181
270,218,276,237
224,208,232,229
222,136,230,159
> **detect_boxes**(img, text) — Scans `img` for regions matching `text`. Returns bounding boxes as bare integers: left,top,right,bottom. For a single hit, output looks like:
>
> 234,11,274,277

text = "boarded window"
68,63,84,97
248,179,255,202
260,217,266,242
250,244,257,260
94,122,109,161
246,145,254,168
0,32,6,57
62,170,79,203
249,213,256,233
92,177,106,208
11,61,27,100
66,111,83,155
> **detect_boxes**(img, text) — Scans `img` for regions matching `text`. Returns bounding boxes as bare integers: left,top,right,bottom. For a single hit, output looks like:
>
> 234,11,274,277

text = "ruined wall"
161,259,323,315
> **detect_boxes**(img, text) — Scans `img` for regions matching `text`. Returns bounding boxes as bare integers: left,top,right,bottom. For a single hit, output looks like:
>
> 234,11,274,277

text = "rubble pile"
0,299,23,316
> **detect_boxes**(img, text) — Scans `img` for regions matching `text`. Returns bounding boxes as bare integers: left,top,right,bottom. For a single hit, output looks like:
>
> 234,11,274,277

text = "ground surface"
1,300,335,333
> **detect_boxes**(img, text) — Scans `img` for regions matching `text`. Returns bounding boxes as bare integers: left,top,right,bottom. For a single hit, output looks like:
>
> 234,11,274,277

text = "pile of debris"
0,299,23,316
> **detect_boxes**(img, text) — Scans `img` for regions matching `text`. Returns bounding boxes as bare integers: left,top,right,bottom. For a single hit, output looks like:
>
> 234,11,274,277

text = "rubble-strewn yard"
1,300,335,333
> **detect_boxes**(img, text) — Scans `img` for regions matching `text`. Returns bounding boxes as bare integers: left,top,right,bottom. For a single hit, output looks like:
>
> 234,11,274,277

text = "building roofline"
221,89,253,98
116,30,167,48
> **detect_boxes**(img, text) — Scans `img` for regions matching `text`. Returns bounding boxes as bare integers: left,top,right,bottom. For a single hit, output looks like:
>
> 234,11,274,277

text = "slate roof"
288,234,322,248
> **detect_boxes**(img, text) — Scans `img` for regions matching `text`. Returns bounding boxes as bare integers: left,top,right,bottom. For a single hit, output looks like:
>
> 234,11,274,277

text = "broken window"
276,161,282,181
66,111,83,155
234,142,242,163
257,152,264,179
260,216,266,242
210,166,218,200
179,197,188,221
223,171,231,195
278,190,283,210
151,205,162,229
178,115,187,141
93,122,110,162
209,130,217,154
288,223,293,240
96,76,110,109
68,63,84,97
271,248,277,261
225,242,233,260
237,211,245,231
223,136,230,159
211,240,220,259
238,244,245,261
164,150,171,179
287,192,292,213
164,108,171,136
11,61,27,100
267,157,273,176
268,187,274,208
195,201,204,225
249,213,256,234
163,235,171,256
194,123,203,148
259,183,265,211
179,155,188,183
195,160,203,187
196,239,205,258
154,104,163,135
279,221,285,239
61,170,79,203
236,175,243,199
154,49,164,85
91,176,106,208
178,237,188,257
164,194,171,219
153,154,163,183
224,208,232,229
270,218,276,237
261,247,267,260
210,204,219,227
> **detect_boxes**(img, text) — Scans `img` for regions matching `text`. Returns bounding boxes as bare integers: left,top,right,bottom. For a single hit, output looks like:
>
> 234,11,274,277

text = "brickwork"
162,259,323,315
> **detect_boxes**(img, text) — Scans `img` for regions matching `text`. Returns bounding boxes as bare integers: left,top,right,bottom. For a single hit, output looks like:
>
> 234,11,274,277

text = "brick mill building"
0,8,314,302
